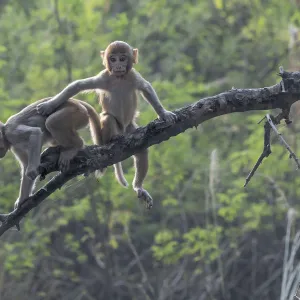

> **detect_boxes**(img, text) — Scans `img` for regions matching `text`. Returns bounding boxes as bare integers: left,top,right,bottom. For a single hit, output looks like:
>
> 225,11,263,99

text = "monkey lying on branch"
0,97,102,209
37,41,177,209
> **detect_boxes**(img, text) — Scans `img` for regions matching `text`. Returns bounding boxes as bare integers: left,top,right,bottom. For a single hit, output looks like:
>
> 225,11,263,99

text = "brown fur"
0,97,102,209
36,40,177,208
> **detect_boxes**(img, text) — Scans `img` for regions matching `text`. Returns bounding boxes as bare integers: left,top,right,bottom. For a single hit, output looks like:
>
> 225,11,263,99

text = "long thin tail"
77,100,102,145
78,100,128,188
77,100,104,179
114,162,128,187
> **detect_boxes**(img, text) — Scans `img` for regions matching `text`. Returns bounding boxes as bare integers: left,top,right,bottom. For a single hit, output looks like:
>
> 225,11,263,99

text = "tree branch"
266,114,300,169
244,117,272,187
1,67,300,237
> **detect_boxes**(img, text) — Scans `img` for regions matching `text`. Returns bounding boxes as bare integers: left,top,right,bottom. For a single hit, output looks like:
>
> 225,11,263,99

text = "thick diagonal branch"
1,68,300,237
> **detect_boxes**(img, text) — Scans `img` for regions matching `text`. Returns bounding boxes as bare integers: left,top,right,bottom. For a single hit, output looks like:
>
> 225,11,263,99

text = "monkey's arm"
138,79,177,123
37,76,104,116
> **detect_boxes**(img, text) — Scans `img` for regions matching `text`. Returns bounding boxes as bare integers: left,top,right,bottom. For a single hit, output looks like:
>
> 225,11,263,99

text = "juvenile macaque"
0,97,102,209
37,41,177,208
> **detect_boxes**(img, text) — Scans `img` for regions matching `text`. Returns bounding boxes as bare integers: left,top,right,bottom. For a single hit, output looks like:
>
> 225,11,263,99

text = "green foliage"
152,229,180,264
218,189,246,222
0,0,299,298
182,225,222,262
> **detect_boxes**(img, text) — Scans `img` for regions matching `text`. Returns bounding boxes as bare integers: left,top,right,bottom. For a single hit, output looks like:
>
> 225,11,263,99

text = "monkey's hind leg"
132,149,153,209
12,147,36,209
126,123,153,209
97,113,128,187
12,125,43,180
15,170,36,209
8,125,41,209
26,127,43,180
96,112,117,177
45,105,89,172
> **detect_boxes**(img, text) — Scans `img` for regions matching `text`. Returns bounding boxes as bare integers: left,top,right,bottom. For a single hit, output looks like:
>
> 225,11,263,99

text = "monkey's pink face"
108,53,129,76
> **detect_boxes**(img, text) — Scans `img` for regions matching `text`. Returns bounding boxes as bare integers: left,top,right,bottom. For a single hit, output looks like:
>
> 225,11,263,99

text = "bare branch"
244,119,272,187
1,67,300,236
266,114,300,169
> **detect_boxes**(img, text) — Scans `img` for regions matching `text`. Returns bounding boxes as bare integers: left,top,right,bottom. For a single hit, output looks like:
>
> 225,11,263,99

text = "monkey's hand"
159,110,177,123
36,101,56,116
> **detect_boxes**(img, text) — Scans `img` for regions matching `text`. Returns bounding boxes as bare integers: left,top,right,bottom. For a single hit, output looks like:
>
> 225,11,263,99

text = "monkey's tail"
114,163,129,188
78,100,102,146
95,163,128,188
78,100,128,188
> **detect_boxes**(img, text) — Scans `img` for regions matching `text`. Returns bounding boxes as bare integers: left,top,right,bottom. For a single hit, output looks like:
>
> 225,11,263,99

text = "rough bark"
1,68,300,237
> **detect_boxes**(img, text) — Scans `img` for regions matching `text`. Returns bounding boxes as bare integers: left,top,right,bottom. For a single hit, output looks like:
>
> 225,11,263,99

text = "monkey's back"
6,97,88,140
6,98,51,129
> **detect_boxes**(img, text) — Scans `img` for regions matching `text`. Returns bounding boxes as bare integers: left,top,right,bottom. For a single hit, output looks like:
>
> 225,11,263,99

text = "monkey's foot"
58,149,77,172
58,158,70,172
25,167,39,180
135,188,153,209
95,168,107,178
14,198,21,210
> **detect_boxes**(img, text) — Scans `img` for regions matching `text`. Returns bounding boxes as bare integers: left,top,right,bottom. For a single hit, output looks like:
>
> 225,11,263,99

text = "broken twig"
245,112,300,187
266,114,300,169
244,120,272,187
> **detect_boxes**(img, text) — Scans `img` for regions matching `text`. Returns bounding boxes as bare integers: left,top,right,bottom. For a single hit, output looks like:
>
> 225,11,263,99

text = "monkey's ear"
133,48,139,64
100,51,105,60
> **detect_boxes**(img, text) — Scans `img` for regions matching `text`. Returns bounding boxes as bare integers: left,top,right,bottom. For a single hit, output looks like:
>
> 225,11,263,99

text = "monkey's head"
100,41,138,77
0,121,8,158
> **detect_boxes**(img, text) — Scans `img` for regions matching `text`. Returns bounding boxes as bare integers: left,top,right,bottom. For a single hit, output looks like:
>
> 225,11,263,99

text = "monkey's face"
108,52,130,77
101,41,138,76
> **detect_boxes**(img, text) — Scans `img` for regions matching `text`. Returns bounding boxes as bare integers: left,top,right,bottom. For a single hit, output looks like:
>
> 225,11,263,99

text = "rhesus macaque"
36,41,177,209
0,97,102,209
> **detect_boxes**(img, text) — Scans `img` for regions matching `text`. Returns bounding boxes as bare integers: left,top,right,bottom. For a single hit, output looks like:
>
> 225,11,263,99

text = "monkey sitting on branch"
36,41,177,209
0,97,102,209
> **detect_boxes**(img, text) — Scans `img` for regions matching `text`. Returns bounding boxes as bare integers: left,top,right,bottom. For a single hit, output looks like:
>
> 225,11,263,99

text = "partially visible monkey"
37,40,177,208
0,97,102,209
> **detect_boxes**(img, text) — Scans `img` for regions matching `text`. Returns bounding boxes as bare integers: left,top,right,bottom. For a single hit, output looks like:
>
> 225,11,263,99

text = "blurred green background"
1,0,300,299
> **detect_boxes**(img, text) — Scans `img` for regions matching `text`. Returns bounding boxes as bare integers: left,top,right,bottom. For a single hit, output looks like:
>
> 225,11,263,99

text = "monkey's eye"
110,56,116,62
120,56,127,62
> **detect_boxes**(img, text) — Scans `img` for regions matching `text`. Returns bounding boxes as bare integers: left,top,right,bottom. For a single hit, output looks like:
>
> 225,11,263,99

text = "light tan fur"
36,41,177,208
0,97,102,209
